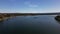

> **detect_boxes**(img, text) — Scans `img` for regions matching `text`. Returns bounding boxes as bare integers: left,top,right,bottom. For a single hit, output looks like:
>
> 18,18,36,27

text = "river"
0,15,60,34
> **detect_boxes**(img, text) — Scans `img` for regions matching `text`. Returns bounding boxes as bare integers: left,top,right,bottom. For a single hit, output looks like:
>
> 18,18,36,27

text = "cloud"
9,0,16,2
24,1,30,5
28,4,39,7
0,9,17,13
24,1,39,8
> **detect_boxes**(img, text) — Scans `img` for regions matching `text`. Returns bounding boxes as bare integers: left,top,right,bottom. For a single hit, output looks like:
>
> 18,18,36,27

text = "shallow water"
0,15,60,34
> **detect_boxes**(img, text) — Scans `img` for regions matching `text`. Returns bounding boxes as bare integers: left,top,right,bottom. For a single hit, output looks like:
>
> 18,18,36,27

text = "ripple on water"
0,15,60,34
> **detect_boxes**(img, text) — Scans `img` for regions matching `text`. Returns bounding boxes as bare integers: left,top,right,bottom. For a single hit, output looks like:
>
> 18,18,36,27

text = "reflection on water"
0,20,4,22
0,15,60,34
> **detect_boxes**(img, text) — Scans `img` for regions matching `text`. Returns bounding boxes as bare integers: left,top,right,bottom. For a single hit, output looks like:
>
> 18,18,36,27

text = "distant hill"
0,12,60,15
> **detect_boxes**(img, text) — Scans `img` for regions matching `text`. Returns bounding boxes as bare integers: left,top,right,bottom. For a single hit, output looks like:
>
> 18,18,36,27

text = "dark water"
0,15,60,34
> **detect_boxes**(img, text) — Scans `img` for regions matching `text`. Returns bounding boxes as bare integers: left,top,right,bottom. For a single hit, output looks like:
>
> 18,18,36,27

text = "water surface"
0,15,60,34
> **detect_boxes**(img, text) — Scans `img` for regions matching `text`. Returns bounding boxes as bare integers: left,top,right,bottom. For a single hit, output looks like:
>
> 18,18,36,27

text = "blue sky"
0,0,60,13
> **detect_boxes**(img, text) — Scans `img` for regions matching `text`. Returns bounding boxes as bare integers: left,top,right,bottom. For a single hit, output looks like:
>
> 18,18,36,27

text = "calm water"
0,15,60,34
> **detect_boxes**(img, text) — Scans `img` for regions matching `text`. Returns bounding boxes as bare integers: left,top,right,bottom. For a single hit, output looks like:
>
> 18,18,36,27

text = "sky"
0,0,60,13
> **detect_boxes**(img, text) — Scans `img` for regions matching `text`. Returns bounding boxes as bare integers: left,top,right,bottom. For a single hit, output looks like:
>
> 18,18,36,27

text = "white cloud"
24,1,30,5
24,1,39,8
9,0,16,2
29,4,39,7
0,9,17,13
